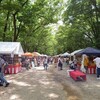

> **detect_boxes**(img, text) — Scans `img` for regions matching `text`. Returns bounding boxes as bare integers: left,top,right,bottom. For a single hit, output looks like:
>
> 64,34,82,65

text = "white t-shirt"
69,60,72,65
93,57,100,68
58,58,62,63
44,58,48,64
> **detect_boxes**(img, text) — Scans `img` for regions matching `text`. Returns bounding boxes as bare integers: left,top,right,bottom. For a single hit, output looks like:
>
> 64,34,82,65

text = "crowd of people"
54,55,100,79
20,55,100,80
0,54,100,87
21,56,53,70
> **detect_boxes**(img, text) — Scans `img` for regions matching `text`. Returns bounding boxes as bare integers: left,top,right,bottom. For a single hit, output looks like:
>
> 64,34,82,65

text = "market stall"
33,52,41,57
0,42,24,74
75,47,100,74
70,49,83,60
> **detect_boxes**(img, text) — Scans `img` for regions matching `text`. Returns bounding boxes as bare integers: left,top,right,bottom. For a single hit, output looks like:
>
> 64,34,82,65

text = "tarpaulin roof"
22,52,33,57
61,52,70,57
33,52,41,56
75,47,100,55
0,42,24,55
70,49,83,56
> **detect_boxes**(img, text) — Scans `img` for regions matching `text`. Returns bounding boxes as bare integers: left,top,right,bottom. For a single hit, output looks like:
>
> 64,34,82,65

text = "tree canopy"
0,0,100,55
55,0,100,53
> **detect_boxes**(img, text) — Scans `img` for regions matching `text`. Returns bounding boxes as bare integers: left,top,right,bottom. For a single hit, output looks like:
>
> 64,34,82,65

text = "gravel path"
0,67,67,100
49,65,100,100
0,65,100,100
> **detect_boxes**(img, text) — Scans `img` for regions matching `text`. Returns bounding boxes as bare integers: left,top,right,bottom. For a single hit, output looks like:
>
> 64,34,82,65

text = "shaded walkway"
0,67,67,100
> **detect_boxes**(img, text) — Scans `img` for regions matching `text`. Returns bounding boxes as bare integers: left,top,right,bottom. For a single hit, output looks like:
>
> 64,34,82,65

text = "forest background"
0,0,100,55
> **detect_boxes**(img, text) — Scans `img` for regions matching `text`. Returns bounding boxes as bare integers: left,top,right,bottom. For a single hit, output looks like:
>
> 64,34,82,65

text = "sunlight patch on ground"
68,96,79,100
96,84,100,87
0,91,6,95
83,84,89,88
39,80,50,85
28,85,37,89
48,93,59,98
10,94,20,100
12,80,31,86
35,66,44,70
84,84,100,88
30,89,35,93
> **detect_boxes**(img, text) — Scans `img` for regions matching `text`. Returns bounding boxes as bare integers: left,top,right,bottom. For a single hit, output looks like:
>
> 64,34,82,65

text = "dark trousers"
58,65,63,70
97,67,100,78
84,66,88,73
44,64,48,70
0,72,8,84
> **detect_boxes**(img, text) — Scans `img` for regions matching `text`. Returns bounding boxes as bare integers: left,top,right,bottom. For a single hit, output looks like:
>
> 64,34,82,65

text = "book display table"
70,70,86,81
88,66,96,74
5,64,22,74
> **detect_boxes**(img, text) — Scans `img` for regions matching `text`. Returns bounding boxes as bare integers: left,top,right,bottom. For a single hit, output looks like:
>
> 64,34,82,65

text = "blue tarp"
75,47,100,55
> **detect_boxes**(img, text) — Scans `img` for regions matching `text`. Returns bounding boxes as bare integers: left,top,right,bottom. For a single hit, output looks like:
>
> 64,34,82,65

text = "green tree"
0,0,63,55
63,0,100,49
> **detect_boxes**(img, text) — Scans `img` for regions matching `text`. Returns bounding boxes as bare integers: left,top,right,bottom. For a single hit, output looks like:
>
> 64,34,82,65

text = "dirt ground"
0,64,100,100
49,64,100,100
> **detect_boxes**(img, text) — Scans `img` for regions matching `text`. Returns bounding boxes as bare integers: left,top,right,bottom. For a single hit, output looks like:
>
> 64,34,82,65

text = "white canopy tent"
40,54,48,57
0,42,24,55
70,49,83,56
61,52,70,57
70,49,83,60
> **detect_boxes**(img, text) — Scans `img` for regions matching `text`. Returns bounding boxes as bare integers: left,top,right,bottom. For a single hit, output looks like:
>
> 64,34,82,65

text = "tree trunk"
13,14,17,42
12,0,29,42
0,0,3,4
3,11,10,41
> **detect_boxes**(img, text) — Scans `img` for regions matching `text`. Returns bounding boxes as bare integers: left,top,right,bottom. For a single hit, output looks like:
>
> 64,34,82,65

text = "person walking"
37,57,40,67
43,57,48,70
93,57,100,79
31,58,35,69
83,55,89,73
0,57,9,87
57,56,63,70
